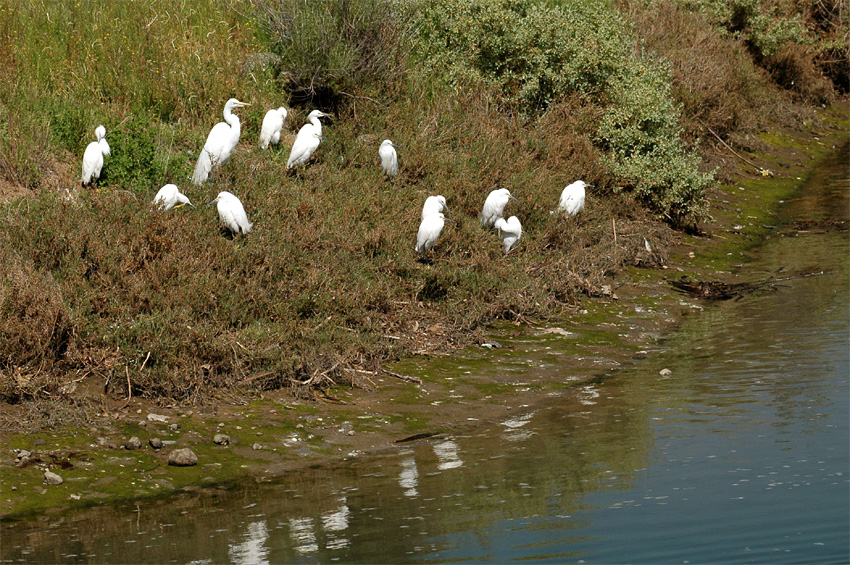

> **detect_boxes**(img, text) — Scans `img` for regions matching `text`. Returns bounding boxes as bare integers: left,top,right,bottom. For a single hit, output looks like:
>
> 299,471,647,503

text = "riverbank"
1,102,846,521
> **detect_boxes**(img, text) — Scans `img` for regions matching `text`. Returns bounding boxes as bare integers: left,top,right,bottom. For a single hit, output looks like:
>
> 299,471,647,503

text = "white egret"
192,98,251,186
153,184,194,211
287,110,330,169
416,212,451,254
494,216,522,254
421,195,448,220
209,191,252,235
378,139,399,177
558,180,591,217
81,125,111,186
259,106,287,149
480,188,517,227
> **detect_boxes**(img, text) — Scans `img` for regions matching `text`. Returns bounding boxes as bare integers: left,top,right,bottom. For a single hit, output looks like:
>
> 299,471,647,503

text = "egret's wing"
81,142,103,183
231,201,252,234
204,122,231,164
287,125,319,168
259,111,282,149
218,201,241,234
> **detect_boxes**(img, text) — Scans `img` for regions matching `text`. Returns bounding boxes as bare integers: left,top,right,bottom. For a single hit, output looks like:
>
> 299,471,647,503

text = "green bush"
409,0,713,226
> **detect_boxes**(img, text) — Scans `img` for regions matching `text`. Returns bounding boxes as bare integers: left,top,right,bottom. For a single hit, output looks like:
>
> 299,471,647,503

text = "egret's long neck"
309,116,322,135
224,108,242,141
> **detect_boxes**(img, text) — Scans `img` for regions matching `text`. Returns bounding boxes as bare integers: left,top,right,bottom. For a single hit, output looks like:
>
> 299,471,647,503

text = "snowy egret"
480,188,517,227
208,191,252,235
421,195,448,220
287,110,330,169
81,125,111,186
192,98,251,186
259,106,287,149
416,212,452,254
558,180,591,217
494,216,522,253
379,139,399,177
153,184,194,211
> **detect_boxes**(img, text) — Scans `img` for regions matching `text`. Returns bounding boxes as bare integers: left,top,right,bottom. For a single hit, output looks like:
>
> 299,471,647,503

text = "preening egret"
287,110,330,169
416,212,451,254
192,98,251,186
259,106,287,149
480,188,517,227
81,125,111,186
421,195,448,220
209,191,252,235
153,184,193,211
494,216,522,253
558,180,591,217
379,139,399,177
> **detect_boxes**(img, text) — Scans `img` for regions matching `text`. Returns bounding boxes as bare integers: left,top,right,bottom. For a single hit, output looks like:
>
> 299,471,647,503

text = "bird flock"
81,98,590,250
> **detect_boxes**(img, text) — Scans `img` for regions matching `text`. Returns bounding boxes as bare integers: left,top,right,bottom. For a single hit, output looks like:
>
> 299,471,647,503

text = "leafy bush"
252,0,412,105
409,0,712,226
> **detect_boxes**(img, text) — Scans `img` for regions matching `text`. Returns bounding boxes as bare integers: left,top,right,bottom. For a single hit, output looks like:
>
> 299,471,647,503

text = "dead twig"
382,369,422,384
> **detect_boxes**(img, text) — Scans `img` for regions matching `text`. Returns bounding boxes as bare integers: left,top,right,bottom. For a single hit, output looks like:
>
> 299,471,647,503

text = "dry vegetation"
0,0,844,424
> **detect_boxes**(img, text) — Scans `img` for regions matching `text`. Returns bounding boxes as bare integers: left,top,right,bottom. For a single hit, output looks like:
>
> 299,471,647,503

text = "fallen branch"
382,369,422,384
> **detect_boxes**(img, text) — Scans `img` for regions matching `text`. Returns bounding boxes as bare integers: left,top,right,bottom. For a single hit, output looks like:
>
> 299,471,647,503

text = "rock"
149,438,163,450
125,437,142,450
147,413,169,423
44,470,63,485
659,368,672,377
167,448,198,467
213,434,231,446
16,450,32,461
601,285,613,297
170,423,181,432
252,443,262,450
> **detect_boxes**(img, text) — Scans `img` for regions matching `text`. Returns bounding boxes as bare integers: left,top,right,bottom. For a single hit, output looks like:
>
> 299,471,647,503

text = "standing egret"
153,184,194,211
259,106,287,149
416,212,451,254
192,98,251,186
421,195,448,220
209,191,252,235
558,180,591,217
287,110,330,169
494,216,522,254
81,125,111,186
480,188,517,227
379,139,399,177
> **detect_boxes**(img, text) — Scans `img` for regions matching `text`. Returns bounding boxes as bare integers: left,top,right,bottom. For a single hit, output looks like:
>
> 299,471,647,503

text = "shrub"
409,0,713,226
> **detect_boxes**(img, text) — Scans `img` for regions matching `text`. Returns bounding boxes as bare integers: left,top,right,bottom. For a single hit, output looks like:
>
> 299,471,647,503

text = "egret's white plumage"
153,184,193,211
421,195,448,220
480,188,517,227
209,191,252,235
379,139,399,177
287,110,329,169
81,125,111,185
494,216,522,253
416,212,450,254
192,98,251,186
558,180,590,217
259,106,287,149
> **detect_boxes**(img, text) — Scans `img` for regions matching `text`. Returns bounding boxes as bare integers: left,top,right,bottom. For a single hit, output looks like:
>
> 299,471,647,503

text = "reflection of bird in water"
433,439,463,470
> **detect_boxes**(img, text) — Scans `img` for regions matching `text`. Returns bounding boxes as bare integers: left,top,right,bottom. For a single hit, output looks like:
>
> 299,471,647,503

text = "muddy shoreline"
1,104,847,521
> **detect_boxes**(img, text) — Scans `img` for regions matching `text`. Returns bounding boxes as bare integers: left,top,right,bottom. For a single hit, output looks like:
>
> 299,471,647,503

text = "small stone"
347,430,356,436
70,494,81,500
44,470,63,485
125,437,142,450
139,421,147,427
213,434,231,446
147,413,169,423
167,448,198,467
170,423,181,432
659,368,672,377
252,443,262,450
16,450,31,460
601,285,613,297
149,438,163,450
217,423,225,428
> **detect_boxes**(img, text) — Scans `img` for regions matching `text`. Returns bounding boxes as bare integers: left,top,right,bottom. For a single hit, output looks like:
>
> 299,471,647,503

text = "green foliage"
252,0,409,105
409,0,712,226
